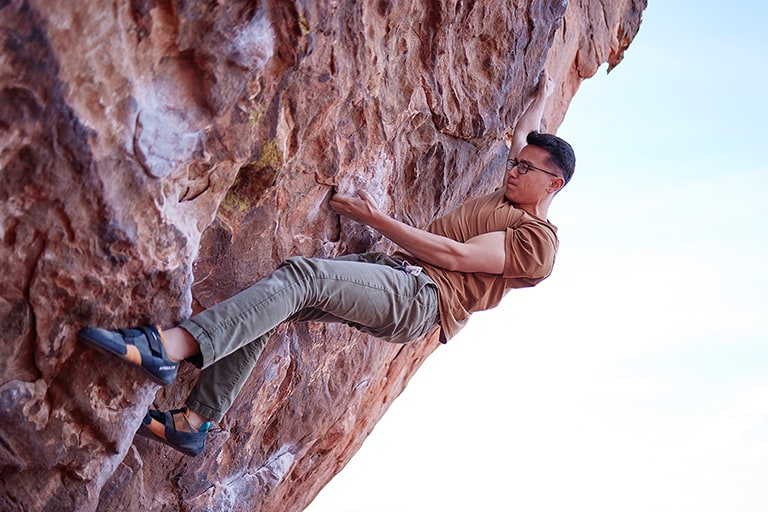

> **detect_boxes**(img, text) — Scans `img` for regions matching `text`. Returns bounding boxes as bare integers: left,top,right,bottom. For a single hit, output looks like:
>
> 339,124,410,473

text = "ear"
548,176,565,194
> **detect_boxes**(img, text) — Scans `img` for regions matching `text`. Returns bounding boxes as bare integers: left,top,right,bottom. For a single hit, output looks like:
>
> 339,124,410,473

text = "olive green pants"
178,253,440,422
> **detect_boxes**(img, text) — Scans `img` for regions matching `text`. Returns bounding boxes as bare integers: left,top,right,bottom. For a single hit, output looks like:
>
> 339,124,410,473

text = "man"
79,72,575,456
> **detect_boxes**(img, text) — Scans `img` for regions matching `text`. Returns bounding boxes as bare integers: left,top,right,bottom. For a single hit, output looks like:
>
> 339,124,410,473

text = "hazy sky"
308,1,768,510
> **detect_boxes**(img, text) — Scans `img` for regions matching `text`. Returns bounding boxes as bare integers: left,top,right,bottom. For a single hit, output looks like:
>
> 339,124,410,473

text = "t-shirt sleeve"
503,223,558,280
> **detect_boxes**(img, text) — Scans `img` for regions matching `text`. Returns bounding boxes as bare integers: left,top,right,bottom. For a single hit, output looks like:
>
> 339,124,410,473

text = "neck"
515,196,552,220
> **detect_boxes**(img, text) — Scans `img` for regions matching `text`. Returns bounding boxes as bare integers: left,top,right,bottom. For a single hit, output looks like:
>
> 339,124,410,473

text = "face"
504,145,564,205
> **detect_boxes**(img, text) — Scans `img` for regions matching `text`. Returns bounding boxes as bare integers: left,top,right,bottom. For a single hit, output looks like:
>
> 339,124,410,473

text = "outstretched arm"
507,70,555,158
330,191,505,274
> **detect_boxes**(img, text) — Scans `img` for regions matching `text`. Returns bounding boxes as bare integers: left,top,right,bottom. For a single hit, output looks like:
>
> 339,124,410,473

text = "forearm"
329,190,505,274
510,70,554,156
369,213,465,270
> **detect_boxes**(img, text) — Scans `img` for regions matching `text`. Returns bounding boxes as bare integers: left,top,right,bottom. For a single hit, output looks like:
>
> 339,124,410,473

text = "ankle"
162,327,200,361
186,409,210,431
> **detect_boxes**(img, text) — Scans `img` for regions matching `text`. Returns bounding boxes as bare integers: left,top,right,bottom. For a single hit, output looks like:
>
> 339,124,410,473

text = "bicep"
454,231,506,274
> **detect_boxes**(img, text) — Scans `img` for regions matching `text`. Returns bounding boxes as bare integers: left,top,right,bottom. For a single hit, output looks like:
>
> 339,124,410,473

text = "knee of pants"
278,256,322,282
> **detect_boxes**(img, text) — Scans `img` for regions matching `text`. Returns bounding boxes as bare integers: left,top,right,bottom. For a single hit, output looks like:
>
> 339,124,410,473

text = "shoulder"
501,211,559,280
514,212,559,247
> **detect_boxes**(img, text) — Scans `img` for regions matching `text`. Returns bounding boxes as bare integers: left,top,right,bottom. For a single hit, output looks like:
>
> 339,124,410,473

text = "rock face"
0,0,646,510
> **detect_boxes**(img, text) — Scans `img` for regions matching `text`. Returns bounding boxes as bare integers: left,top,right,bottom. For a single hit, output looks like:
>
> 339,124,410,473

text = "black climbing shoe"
137,407,214,457
78,325,179,385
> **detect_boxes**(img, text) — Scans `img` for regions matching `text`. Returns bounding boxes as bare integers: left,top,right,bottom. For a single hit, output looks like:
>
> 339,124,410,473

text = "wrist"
368,209,389,231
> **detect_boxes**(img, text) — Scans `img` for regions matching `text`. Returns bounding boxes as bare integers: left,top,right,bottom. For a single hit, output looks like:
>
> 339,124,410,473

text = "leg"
185,333,269,422
181,254,439,369
80,253,439,455
182,254,438,423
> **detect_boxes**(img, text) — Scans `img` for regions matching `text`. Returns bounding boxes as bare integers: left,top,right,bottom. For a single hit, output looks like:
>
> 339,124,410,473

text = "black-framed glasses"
506,158,561,178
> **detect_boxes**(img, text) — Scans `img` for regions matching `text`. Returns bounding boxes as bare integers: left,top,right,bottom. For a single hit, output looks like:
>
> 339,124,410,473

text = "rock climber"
78,71,575,456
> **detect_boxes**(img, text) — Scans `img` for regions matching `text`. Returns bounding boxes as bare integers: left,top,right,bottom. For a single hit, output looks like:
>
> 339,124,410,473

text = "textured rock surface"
0,0,646,510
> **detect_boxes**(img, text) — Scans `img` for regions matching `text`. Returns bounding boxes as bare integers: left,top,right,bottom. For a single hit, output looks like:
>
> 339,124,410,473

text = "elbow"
437,246,467,272
438,255,464,273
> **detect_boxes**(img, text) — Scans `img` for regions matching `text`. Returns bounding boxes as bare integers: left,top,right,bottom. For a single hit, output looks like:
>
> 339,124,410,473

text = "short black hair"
526,131,576,186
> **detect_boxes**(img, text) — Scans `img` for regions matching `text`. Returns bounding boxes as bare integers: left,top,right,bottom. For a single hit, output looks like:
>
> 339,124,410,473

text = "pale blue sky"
308,2,768,510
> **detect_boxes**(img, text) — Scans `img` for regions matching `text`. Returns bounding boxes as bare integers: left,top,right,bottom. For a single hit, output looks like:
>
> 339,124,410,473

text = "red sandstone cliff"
0,1,646,510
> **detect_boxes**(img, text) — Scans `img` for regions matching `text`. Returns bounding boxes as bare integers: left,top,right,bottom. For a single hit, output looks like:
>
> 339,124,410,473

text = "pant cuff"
178,318,216,369
185,397,226,423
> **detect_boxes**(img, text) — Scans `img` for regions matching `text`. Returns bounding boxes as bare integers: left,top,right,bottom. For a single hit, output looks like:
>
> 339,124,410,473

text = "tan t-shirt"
395,189,559,341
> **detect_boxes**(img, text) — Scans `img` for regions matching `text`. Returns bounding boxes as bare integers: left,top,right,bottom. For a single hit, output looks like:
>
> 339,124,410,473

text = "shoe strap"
139,325,165,357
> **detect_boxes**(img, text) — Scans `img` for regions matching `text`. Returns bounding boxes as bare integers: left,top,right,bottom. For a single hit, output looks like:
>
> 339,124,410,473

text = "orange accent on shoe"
124,343,142,366
145,416,168,441
174,409,193,433
156,324,166,345
155,324,180,363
